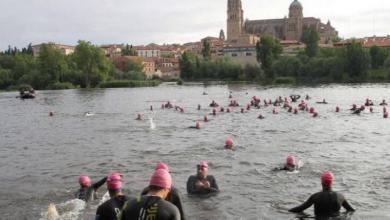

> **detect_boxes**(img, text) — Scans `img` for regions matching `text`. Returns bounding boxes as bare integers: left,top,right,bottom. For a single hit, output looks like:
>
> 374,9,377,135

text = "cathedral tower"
227,0,244,42
285,0,303,41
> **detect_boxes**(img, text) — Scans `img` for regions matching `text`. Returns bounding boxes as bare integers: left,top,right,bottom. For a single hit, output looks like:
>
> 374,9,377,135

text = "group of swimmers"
73,156,355,220
75,161,220,220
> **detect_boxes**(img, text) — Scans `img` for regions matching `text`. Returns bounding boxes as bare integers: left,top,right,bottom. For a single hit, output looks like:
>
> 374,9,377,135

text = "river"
0,83,389,220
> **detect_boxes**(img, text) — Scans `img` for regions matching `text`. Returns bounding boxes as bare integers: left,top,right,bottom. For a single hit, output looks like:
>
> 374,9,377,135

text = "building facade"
227,0,338,44
31,43,75,57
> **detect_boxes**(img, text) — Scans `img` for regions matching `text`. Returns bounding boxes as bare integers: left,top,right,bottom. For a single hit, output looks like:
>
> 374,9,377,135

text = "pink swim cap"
225,138,234,146
107,173,122,190
149,169,172,189
321,171,334,187
286,155,296,166
155,162,169,172
79,175,91,187
198,160,209,168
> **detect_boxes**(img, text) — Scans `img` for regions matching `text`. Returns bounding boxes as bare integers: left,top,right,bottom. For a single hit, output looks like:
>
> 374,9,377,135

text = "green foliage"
98,80,160,88
384,56,390,68
367,68,389,82
70,40,114,88
274,76,296,84
121,44,136,56
370,46,388,69
38,43,69,83
201,40,211,60
0,68,13,89
256,35,282,78
124,59,143,72
272,56,301,78
47,82,75,90
115,71,146,81
302,27,320,57
345,41,371,81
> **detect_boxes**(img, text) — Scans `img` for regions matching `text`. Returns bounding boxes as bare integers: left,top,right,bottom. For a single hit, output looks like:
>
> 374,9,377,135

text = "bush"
274,76,296,84
47,82,75,90
177,79,183,85
368,68,389,82
98,80,160,88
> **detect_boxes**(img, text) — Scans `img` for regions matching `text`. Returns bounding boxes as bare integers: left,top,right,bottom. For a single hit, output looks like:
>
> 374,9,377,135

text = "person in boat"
274,155,297,172
187,161,219,195
290,95,301,102
119,169,180,220
379,99,388,106
76,175,107,202
316,99,328,104
289,171,355,218
141,163,186,220
95,173,129,220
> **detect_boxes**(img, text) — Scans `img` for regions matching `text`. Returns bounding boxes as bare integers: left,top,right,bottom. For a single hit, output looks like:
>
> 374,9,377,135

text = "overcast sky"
0,0,389,50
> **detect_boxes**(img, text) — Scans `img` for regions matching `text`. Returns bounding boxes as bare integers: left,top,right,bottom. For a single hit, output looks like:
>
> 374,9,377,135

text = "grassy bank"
98,80,161,88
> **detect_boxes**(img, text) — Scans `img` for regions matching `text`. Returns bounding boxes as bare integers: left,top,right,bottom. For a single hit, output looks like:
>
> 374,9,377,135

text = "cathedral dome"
289,0,302,9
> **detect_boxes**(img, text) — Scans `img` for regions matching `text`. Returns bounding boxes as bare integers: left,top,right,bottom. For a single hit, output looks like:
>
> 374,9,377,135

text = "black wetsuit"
186,175,219,195
289,188,355,218
119,195,180,220
141,186,186,220
95,195,129,220
76,177,107,202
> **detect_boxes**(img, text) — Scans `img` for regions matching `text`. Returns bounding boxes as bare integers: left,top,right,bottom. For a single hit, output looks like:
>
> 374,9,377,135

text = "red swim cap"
149,169,172,189
225,138,234,146
286,155,296,166
155,162,169,172
321,171,334,187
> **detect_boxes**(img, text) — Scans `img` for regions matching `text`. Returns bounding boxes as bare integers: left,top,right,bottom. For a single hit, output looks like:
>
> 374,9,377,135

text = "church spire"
227,0,244,42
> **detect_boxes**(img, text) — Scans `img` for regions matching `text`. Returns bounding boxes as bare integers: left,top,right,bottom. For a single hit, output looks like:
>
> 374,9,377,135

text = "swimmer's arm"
186,176,199,194
289,195,314,213
342,199,355,212
208,176,219,192
92,177,108,191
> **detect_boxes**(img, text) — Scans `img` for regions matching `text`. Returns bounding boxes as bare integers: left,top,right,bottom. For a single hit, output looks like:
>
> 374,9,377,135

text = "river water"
0,83,389,220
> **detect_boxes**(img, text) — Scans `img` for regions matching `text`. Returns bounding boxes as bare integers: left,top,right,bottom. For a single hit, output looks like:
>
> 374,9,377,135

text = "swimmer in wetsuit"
187,161,219,195
289,171,355,218
76,175,107,202
189,122,200,129
274,155,297,171
290,95,301,102
224,138,234,150
96,173,129,220
141,163,186,220
119,169,180,220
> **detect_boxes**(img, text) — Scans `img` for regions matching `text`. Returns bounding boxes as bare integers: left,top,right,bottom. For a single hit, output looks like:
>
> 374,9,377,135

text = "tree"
179,51,196,80
0,68,13,89
369,45,388,69
201,40,211,60
345,41,371,81
71,40,114,88
302,27,320,58
124,59,143,72
38,43,68,84
256,36,282,79
122,44,136,56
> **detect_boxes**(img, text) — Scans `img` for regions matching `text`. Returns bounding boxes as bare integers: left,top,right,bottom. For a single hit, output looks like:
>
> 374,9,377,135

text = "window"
232,53,237,57
246,52,252,56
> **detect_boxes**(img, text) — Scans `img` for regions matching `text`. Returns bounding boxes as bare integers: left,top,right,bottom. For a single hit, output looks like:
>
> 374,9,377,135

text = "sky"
0,0,389,50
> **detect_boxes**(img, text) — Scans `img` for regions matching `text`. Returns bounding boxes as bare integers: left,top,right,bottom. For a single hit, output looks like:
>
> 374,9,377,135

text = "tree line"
180,28,390,84
0,41,148,90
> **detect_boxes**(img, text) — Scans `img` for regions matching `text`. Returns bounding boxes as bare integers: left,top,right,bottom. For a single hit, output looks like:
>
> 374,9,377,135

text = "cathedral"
227,0,338,44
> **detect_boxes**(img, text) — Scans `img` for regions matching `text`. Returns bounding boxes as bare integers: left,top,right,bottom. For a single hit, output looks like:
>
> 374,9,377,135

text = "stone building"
227,0,338,44
31,43,75,57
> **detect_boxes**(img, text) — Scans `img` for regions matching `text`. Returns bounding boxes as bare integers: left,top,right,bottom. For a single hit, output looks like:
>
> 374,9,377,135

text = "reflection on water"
0,84,390,219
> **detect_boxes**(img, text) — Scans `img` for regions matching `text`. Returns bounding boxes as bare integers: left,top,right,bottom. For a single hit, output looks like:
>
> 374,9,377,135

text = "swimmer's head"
313,112,318,117
286,155,296,168
195,122,200,129
149,169,172,192
107,173,122,191
309,107,315,114
225,138,234,148
49,111,54,116
335,106,340,112
227,108,231,113
384,112,388,118
197,161,209,178
321,171,334,188
79,175,91,187
204,115,208,122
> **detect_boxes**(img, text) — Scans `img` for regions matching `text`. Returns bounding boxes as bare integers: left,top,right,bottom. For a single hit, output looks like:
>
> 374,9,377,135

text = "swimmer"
141,163,186,220
305,94,311,100
220,107,225,112
274,155,297,171
289,171,355,218
212,108,216,116
293,108,298,114
226,108,231,113
290,94,301,102
369,107,373,113
352,106,365,114
161,104,165,109
224,138,234,150
241,108,244,113
95,173,128,220
49,111,54,117
76,175,107,202
203,91,208,95
189,122,201,129
364,98,374,106
186,161,219,195
136,113,143,120
150,105,153,111
120,169,180,220
204,115,209,122
288,107,293,113
350,104,357,111
313,112,318,117
379,99,388,106
316,99,328,104
272,108,278,114
197,104,201,110
246,104,250,111
309,107,315,114
258,114,265,119
335,106,340,112
209,100,219,107
85,112,94,117
384,112,388,118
